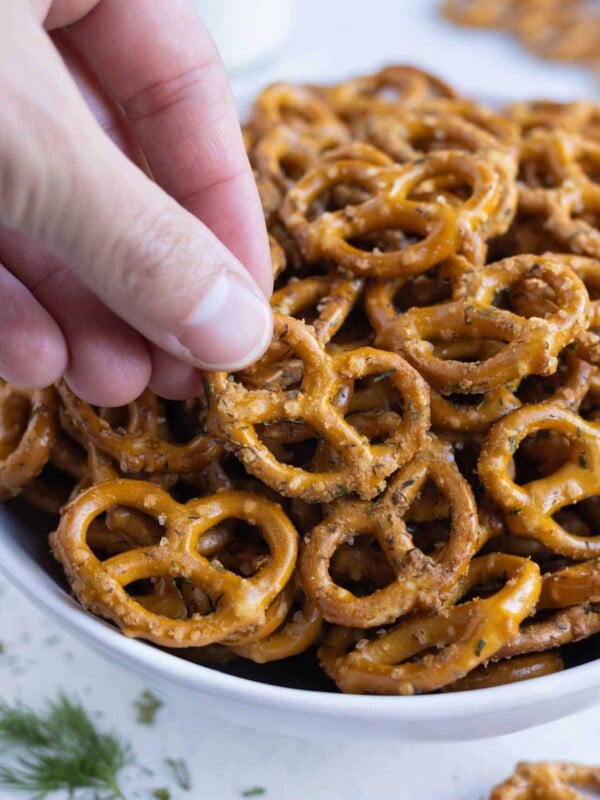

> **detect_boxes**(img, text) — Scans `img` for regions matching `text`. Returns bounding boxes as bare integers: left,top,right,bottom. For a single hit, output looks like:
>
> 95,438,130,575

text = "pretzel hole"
430,338,505,362
516,355,576,405
328,308,374,349
131,578,213,619
86,510,163,560
217,524,270,577
554,498,600,538
518,155,560,188
163,398,206,443
392,272,452,311
305,183,371,222
330,536,395,594
577,152,600,185
347,228,423,254
407,174,475,204
512,430,572,483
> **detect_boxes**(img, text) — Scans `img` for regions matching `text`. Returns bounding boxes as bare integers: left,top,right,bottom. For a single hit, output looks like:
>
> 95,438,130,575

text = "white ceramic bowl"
2,501,600,742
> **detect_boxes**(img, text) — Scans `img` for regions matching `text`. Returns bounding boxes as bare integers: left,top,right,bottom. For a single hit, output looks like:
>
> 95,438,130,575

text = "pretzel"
280,149,505,278
518,130,600,259
207,314,429,502
321,66,457,120
441,0,518,27
300,436,479,626
51,479,298,647
370,255,588,394
319,553,541,694
248,82,348,140
445,652,564,692
22,430,87,514
489,761,600,800
480,403,600,559
57,382,220,474
0,383,56,500
506,100,600,139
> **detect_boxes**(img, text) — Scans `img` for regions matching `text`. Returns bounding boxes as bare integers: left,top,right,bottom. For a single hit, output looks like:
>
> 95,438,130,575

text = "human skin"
0,0,273,405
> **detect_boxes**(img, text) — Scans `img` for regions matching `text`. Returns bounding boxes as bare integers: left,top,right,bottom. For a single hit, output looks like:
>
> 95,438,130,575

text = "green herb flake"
475,639,486,656
135,690,163,726
579,453,589,469
508,435,518,452
507,507,522,516
372,368,398,383
166,757,191,790
0,642,4,654
0,693,131,799
242,788,266,797
153,789,171,800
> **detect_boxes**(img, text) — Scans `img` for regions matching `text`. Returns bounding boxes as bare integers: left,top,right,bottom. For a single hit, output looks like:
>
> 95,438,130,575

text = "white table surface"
3,1,600,798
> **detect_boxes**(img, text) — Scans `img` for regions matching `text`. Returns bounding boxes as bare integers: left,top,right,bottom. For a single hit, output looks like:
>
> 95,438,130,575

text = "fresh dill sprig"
165,757,191,790
0,693,132,799
134,691,163,726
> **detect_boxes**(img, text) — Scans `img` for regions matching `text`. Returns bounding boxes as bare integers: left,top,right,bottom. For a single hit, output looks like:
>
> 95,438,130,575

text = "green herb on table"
0,693,132,799
135,690,163,725
166,757,191,790
152,789,171,800
242,788,266,797
0,641,4,654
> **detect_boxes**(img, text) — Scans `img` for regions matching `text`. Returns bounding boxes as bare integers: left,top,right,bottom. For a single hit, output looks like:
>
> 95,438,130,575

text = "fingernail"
178,272,273,370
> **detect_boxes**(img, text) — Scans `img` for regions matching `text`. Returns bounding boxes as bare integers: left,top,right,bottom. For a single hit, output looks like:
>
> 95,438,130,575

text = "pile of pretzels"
4,66,600,695
442,0,600,75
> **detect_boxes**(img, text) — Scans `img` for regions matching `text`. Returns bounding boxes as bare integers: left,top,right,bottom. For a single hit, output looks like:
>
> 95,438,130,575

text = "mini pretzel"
51,479,298,647
0,383,56,500
519,130,600,259
319,553,541,694
372,255,588,394
321,66,457,120
445,652,564,692
58,382,220,474
479,403,600,559
490,761,600,800
22,429,87,514
280,149,504,278
441,0,516,27
300,436,479,627
207,315,429,503
506,100,600,139
247,82,348,140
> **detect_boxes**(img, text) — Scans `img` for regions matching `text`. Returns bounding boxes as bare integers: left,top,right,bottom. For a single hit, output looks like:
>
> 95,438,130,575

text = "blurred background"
194,0,596,113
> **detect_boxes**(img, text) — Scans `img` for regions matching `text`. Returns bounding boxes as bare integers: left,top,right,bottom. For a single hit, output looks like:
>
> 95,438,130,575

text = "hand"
0,0,273,405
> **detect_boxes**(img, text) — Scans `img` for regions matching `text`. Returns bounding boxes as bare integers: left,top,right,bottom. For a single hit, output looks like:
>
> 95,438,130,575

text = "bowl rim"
2,523,600,721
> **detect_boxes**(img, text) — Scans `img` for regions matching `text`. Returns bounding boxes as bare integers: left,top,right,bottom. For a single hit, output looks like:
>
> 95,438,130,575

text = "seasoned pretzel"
490,761,600,800
58,382,220,474
207,315,429,502
479,404,600,559
300,436,479,626
248,82,348,139
371,255,588,394
280,149,504,278
445,652,564,692
51,479,298,647
518,130,600,259
0,383,56,500
321,66,457,120
319,553,541,694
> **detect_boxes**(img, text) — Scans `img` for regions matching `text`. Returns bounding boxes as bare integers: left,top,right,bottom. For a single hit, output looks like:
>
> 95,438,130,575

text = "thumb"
2,9,273,372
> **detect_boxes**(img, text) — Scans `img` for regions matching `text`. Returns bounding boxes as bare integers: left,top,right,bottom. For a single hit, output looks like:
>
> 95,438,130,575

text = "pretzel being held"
207,314,430,503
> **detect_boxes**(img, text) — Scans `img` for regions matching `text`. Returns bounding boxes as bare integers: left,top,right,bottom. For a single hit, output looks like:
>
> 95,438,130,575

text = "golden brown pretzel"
370,255,588,395
490,761,600,800
479,404,600,559
58,382,220,474
300,436,480,627
248,82,347,139
445,652,564,692
0,383,56,500
51,479,298,647
280,149,504,278
207,315,429,502
321,66,457,120
319,553,541,694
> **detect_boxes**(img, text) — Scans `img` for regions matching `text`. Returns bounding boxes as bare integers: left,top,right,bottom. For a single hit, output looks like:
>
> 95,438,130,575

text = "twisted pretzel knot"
0,382,56,500
280,149,504,278
299,436,479,627
208,314,429,502
479,403,600,559
368,254,589,394
58,381,220,474
319,553,541,694
51,479,298,647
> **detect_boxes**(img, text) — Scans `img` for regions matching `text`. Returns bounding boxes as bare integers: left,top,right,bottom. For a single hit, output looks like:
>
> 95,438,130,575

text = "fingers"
0,228,152,406
2,6,273,374
65,0,272,297
0,260,67,388
147,345,204,400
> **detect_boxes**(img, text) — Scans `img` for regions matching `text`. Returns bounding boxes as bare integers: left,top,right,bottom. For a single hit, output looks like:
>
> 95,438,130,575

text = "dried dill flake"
134,690,163,725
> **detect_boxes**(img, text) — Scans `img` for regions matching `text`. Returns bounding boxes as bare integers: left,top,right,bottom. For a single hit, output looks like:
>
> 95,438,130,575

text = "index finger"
66,0,272,296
